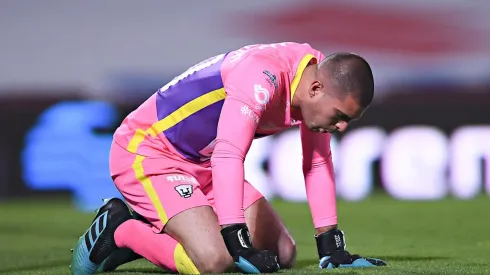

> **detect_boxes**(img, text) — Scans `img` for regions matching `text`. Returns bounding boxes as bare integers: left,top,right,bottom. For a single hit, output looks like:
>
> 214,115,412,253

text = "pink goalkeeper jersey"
114,42,337,228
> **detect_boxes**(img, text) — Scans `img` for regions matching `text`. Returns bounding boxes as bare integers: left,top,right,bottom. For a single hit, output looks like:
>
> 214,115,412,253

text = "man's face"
300,81,366,133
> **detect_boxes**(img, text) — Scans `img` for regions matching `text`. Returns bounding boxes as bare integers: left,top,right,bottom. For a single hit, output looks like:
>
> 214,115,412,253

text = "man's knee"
278,233,297,269
244,198,297,269
194,246,233,274
164,206,233,274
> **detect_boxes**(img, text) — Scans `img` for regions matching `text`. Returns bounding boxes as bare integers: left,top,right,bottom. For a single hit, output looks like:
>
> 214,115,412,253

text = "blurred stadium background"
1,1,490,274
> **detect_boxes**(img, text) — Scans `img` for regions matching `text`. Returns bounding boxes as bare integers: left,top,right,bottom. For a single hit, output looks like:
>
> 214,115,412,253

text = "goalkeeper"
70,42,386,274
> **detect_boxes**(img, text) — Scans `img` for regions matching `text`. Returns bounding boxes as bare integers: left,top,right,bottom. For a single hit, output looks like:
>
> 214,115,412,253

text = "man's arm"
210,54,283,273
211,54,281,227
300,124,387,269
300,123,338,234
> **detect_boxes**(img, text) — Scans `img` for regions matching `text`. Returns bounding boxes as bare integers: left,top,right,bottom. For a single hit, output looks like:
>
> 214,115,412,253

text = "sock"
115,219,200,274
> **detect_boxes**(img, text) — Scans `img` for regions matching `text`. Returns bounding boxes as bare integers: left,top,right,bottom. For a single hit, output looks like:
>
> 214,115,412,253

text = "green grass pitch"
1,194,489,275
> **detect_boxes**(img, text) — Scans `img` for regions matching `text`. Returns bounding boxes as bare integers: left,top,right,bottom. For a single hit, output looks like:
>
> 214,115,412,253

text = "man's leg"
114,211,232,274
204,179,296,269
72,141,232,274
114,176,233,273
243,181,297,269
110,149,233,274
163,205,233,273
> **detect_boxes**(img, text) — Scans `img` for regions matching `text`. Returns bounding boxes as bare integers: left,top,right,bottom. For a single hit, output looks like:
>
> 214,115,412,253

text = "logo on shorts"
175,184,193,198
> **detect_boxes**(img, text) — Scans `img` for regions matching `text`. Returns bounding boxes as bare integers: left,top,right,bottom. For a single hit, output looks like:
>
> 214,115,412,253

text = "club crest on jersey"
175,184,193,198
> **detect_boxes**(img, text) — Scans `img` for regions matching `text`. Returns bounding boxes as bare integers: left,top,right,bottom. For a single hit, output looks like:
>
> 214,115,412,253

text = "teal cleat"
70,198,132,275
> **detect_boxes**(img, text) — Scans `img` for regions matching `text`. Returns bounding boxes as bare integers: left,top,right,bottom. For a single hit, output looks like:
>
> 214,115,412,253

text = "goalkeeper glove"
221,224,280,274
315,228,386,269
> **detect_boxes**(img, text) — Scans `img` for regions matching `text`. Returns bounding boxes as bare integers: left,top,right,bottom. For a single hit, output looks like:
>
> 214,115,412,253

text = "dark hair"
318,52,374,107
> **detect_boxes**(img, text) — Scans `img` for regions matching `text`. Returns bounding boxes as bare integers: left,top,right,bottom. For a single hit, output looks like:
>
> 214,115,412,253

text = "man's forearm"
211,153,246,226
304,165,338,229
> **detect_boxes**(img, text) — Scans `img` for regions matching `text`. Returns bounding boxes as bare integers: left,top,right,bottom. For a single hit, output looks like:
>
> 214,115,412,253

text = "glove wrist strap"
220,224,253,257
315,229,346,259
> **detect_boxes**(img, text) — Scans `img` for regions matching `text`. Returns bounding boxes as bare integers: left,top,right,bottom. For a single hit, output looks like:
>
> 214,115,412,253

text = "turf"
1,194,489,275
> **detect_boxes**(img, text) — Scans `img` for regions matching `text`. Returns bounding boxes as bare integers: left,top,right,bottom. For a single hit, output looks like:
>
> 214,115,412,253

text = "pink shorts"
109,141,264,233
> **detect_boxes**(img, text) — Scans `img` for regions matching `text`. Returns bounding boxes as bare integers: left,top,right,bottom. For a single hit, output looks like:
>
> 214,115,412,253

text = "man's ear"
309,80,324,98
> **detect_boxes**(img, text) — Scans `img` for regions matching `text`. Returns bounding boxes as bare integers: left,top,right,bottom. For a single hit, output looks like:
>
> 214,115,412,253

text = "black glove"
316,228,386,269
221,224,280,273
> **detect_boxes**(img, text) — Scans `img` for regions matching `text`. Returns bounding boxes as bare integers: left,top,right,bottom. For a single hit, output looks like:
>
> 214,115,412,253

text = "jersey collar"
290,54,317,104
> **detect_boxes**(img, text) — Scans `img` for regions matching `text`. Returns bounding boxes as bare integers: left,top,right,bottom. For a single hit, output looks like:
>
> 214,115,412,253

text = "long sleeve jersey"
114,42,337,228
